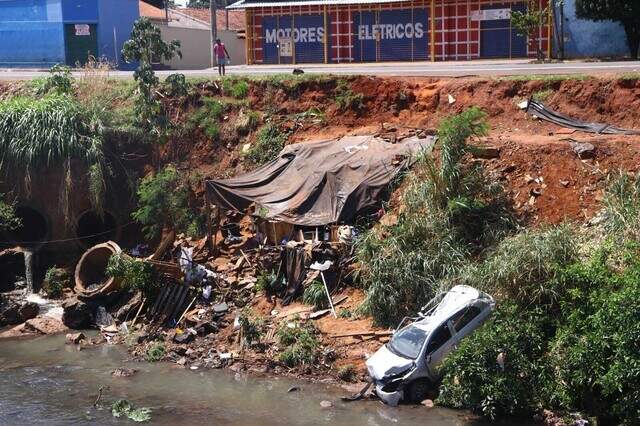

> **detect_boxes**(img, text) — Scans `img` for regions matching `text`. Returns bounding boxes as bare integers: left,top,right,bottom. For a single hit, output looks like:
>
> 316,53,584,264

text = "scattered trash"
287,386,301,393
447,94,456,104
111,368,138,377
320,400,333,409
569,141,596,159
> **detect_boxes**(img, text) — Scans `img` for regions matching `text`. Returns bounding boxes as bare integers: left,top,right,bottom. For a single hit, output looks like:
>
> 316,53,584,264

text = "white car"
365,285,495,406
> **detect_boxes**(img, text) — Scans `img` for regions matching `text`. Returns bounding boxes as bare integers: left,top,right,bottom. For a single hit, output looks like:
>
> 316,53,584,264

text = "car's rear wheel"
405,378,433,404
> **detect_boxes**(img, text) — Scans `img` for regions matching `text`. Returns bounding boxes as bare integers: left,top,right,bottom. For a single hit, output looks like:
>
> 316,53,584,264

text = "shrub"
238,308,265,347
43,267,70,298
145,341,166,362
337,364,357,382
334,80,364,111
33,64,75,96
0,194,20,232
459,225,577,310
254,269,277,293
603,171,640,236
276,321,320,367
189,97,225,140
105,252,156,295
438,303,553,420
234,110,260,136
131,166,202,240
244,123,287,166
163,73,189,97
302,280,328,310
357,108,513,327
230,81,249,99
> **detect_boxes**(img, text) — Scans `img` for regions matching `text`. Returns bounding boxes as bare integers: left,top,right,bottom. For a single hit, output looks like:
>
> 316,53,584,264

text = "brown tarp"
205,135,435,226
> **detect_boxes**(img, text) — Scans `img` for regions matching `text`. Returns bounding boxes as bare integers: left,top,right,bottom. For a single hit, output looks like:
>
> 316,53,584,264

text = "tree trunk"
622,21,640,60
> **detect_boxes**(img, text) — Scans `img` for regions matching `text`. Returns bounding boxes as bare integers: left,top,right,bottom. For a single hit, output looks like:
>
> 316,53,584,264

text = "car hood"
366,344,414,381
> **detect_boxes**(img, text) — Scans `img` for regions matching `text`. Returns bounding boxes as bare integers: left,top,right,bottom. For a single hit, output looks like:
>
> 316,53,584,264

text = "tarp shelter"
205,135,435,226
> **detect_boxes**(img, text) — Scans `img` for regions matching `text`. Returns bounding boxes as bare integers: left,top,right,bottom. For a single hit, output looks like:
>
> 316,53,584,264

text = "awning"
205,134,435,226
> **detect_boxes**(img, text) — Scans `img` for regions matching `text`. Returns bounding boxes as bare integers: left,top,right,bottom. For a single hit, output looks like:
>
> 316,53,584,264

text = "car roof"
413,285,491,331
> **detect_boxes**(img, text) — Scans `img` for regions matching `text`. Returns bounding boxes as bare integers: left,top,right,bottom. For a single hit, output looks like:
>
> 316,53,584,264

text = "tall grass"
0,95,106,217
603,171,640,235
357,107,514,327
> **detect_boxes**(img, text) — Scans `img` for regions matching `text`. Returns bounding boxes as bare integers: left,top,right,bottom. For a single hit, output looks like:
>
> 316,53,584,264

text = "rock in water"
24,317,68,335
111,367,138,377
94,306,114,327
65,332,86,344
62,297,93,329
18,302,39,322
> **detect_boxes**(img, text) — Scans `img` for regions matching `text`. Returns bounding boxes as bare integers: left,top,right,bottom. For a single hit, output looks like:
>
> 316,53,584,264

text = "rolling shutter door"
294,14,325,63
262,16,279,64
354,8,429,62
480,3,527,58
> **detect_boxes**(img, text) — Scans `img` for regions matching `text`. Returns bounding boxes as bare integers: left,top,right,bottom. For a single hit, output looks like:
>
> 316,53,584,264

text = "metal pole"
319,271,337,318
430,0,435,62
559,0,565,60
210,0,218,68
165,0,169,23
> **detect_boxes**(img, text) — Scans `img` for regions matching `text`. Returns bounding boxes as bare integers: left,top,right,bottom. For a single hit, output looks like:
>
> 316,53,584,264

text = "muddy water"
0,335,474,426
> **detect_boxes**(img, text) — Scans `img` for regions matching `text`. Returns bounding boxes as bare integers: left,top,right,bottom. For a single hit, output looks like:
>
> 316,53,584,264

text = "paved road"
1,60,640,79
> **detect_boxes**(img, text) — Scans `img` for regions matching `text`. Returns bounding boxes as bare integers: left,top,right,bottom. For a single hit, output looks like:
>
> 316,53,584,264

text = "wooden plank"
328,330,393,338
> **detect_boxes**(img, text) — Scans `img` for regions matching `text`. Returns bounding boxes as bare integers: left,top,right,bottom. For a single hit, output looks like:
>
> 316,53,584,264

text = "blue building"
554,0,629,58
0,0,139,69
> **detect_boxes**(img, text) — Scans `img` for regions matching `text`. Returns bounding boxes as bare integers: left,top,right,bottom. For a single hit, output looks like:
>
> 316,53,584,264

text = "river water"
0,335,475,425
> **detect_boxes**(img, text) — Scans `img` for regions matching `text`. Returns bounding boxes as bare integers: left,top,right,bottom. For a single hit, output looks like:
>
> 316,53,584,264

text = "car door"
424,322,453,377
449,305,484,345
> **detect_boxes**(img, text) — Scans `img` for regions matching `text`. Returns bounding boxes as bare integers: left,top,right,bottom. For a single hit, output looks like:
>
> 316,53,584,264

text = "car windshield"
388,325,427,359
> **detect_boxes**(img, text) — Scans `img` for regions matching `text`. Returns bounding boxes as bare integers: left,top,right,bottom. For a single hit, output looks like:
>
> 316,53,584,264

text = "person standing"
213,38,230,76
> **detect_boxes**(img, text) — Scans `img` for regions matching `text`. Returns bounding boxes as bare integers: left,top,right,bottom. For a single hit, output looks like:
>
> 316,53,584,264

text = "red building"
230,0,552,64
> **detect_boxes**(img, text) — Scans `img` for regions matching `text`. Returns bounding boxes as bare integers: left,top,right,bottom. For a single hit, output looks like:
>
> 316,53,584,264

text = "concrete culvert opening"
6,206,49,247
74,241,122,294
76,210,117,248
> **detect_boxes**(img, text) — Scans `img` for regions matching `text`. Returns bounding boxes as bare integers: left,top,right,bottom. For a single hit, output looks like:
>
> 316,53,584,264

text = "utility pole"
559,0,565,61
210,0,218,68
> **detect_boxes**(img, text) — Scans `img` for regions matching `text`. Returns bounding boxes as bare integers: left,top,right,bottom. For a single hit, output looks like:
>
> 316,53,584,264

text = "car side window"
426,323,452,355
450,306,482,332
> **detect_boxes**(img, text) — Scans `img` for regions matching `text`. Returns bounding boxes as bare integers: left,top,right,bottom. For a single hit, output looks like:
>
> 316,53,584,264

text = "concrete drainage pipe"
74,241,123,296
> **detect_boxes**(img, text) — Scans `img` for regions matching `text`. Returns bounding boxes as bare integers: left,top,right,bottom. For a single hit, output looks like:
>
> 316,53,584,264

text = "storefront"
230,0,551,64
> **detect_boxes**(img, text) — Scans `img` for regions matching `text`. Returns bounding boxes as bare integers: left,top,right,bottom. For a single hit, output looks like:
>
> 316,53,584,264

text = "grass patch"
276,321,320,367
111,399,152,422
238,308,265,347
532,88,554,102
244,123,287,166
145,342,166,362
334,80,364,111
498,74,589,82
302,280,328,310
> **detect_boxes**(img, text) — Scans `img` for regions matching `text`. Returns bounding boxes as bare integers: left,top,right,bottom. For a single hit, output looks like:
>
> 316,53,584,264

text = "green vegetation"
254,269,278,293
31,64,75,96
302,280,329,310
105,252,156,295
145,341,166,362
189,97,225,140
531,88,554,102
498,74,588,82
111,399,152,422
0,95,106,218
435,173,640,424
121,17,181,137
357,107,513,326
334,80,364,111
163,73,190,97
276,321,320,367
336,364,357,382
244,123,287,166
511,1,549,61
223,78,250,99
43,267,70,299
238,308,265,347
131,166,203,240
0,194,20,232
234,110,260,136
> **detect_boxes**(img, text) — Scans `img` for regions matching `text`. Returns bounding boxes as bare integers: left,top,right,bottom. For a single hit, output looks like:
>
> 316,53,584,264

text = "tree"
121,18,181,136
511,1,549,61
575,0,640,59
